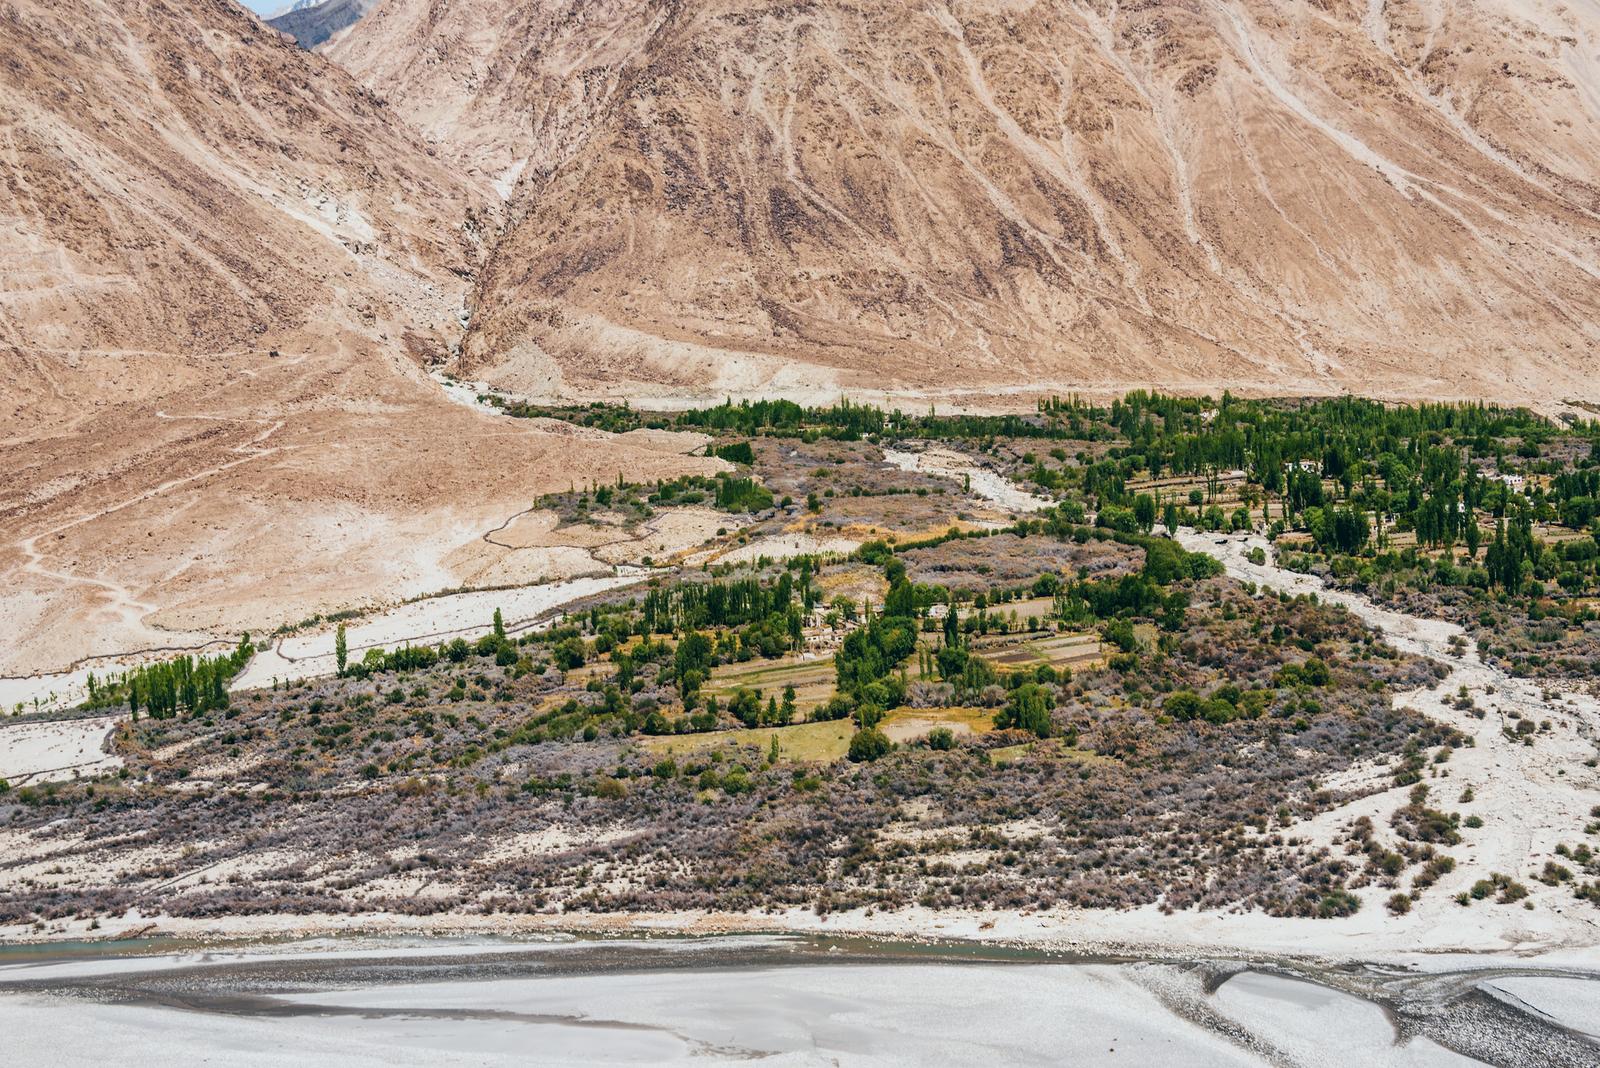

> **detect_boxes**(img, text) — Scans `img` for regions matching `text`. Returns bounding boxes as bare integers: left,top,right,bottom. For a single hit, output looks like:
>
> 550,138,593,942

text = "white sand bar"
1481,975,1600,1041
1213,971,1477,1067
0,953,1267,1066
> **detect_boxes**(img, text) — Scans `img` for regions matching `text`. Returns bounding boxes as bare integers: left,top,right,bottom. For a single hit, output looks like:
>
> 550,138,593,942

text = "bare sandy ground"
233,505,742,691
3,359,731,711
880,447,1054,515
0,939,1503,1068
3,501,736,711
436,505,736,590
6,894,1598,968
1176,529,1600,954
702,530,862,566
1481,975,1600,1040
2,322,735,696
0,714,120,785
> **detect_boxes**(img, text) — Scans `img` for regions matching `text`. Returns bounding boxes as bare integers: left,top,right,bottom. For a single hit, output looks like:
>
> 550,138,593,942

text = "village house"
1495,472,1527,492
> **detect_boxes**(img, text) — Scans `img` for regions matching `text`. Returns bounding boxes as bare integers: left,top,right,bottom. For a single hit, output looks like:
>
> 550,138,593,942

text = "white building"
1496,473,1526,492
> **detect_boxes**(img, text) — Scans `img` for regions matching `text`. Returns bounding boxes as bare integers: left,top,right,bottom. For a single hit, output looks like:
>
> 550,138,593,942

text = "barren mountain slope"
0,0,720,678
331,0,1600,408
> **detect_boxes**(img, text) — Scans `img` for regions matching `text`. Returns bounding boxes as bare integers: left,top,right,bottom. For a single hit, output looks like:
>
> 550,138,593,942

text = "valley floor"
4,534,1596,965
4,402,1598,1029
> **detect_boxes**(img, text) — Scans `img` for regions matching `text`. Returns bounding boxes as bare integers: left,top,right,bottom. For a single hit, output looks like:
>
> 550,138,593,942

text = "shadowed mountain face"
328,0,1600,408
269,0,375,48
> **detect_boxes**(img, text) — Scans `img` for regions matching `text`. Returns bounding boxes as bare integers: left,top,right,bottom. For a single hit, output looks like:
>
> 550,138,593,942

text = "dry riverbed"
0,933,1595,1067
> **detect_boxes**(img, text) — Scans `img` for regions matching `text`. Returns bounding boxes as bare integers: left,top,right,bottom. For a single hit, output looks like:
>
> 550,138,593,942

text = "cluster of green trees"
835,612,918,713
1307,505,1371,554
1025,392,1599,602
640,573,809,653
995,682,1054,736
1047,538,1215,634
100,635,255,719
724,683,799,728
644,472,774,513
712,441,755,464
1104,392,1559,487
511,393,1111,443
1483,515,1539,591
674,397,1079,442
714,476,775,512
832,560,923,760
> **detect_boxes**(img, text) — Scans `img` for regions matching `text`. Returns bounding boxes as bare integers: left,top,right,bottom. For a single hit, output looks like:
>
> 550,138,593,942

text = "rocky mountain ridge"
326,0,1600,409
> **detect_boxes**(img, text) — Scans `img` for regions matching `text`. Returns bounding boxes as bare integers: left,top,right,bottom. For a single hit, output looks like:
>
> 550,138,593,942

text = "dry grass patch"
976,630,1102,670
880,706,993,743
640,705,997,763
640,718,856,763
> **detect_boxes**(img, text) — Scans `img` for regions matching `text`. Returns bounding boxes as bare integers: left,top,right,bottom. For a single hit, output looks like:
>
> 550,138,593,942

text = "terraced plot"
641,705,996,763
702,655,836,715
974,631,1103,670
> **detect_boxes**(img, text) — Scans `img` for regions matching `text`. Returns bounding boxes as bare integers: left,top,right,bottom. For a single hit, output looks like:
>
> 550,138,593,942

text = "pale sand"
1175,529,1600,954
0,713,120,784
235,507,749,691
590,507,742,565
2,937,1593,1065
6,503,734,710
1481,975,1600,1040
233,570,647,691
7,893,1597,964
288,962,1259,1065
706,531,862,566
1212,972,1475,1067
880,447,1055,514
431,371,716,460
0,948,1260,1066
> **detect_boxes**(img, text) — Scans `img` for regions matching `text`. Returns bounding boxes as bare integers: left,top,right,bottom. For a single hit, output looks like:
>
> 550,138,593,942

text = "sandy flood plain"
4,472,1599,998
3,934,1591,1067
3,501,738,714
1172,528,1600,952
0,713,121,785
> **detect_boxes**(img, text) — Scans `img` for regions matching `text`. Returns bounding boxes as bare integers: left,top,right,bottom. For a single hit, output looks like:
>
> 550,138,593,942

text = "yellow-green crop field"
703,655,837,713
640,705,997,763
